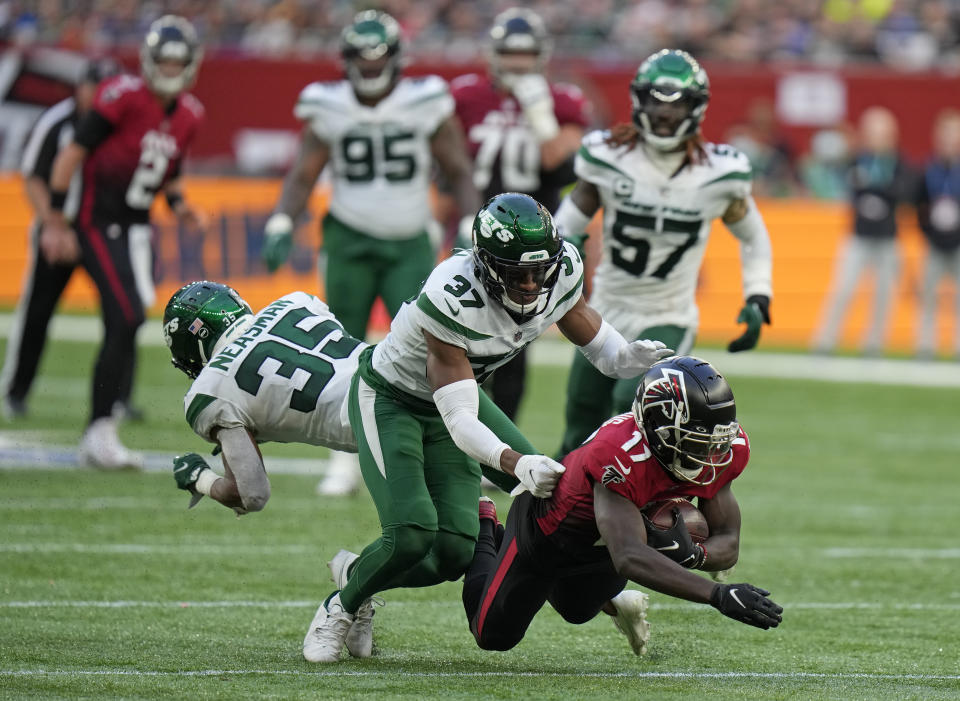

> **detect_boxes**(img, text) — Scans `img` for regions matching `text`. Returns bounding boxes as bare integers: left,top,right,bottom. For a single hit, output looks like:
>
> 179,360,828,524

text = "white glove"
614,340,674,379
511,455,566,498
511,73,560,142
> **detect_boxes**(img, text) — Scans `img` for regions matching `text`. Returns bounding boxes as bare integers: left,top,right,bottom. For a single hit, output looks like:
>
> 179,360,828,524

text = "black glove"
710,583,783,629
727,294,771,353
642,509,705,569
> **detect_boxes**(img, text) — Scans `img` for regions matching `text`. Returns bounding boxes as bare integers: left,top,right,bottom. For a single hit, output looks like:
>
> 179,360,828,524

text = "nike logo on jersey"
614,456,631,476
729,588,745,608
444,300,460,316
655,541,680,551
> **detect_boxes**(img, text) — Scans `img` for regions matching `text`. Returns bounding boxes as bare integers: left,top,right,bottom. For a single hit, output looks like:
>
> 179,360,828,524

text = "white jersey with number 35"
183,292,366,452
294,76,454,238
577,131,754,334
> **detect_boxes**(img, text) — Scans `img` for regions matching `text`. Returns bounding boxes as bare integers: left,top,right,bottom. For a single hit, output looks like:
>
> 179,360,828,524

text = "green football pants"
557,324,692,457
339,373,536,613
321,213,434,340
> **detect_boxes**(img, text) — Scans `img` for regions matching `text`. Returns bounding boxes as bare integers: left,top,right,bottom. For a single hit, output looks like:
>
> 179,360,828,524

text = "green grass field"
1,336,958,700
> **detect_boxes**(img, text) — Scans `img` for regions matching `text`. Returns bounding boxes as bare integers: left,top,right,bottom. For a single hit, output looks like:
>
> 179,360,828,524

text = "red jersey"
451,73,590,211
536,413,749,540
80,74,204,227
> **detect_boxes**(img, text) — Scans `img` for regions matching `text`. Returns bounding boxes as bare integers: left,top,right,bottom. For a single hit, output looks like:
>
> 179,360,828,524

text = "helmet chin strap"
211,316,255,358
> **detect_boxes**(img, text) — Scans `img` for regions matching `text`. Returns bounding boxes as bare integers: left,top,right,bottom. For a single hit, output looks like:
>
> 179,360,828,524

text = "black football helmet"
487,8,551,78
633,355,739,485
140,15,203,98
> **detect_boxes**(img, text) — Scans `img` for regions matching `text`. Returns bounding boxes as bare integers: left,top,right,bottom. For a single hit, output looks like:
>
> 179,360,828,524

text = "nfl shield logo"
188,318,204,335
514,330,522,342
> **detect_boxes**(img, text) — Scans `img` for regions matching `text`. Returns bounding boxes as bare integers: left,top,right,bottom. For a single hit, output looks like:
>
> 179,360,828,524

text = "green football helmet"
631,49,710,151
472,193,563,321
341,10,402,98
163,281,253,379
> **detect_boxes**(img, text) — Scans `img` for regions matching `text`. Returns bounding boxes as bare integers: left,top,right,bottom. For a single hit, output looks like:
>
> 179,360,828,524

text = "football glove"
727,295,771,353
511,454,566,498
262,213,294,273
642,510,705,569
173,452,210,509
615,339,674,378
510,73,560,142
710,582,783,630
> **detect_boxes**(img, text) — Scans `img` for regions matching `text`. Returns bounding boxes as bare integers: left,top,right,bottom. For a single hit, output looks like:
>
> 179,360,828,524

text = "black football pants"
462,492,627,651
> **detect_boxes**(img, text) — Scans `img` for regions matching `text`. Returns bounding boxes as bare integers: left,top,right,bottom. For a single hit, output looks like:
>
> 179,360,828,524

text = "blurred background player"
261,10,481,496
462,355,782,655
450,7,591,422
554,49,773,457
40,15,206,469
0,57,119,420
914,109,960,360
812,106,914,356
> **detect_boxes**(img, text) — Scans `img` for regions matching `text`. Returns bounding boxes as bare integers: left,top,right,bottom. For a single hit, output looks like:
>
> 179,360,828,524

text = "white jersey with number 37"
183,292,365,452
576,131,754,333
295,76,454,238
372,243,585,402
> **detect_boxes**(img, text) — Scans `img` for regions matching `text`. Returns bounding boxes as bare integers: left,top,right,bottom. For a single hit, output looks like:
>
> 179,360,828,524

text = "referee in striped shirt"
1,58,119,420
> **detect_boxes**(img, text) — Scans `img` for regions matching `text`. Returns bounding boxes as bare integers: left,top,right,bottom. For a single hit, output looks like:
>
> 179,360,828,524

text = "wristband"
166,191,184,211
49,190,67,212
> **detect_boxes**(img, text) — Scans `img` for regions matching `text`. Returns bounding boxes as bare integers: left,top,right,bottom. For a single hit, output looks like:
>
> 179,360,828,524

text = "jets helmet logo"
641,368,690,425
477,209,515,243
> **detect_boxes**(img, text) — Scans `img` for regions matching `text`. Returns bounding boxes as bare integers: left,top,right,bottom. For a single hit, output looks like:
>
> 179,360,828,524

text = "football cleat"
303,592,354,663
316,451,362,496
2,395,26,421
478,496,500,526
79,417,143,471
610,590,651,656
327,549,380,658
172,453,211,509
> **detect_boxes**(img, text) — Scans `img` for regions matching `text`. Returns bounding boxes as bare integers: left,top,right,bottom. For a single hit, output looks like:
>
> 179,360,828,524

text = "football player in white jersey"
261,10,481,496
301,192,673,664
554,49,774,457
162,281,365,516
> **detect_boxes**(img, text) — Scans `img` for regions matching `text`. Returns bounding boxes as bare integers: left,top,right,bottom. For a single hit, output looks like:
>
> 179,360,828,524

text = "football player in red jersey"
462,356,782,655
40,15,206,469
450,8,590,422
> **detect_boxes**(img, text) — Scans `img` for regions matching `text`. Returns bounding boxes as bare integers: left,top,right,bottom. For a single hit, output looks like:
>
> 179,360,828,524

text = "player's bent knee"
385,525,436,567
474,629,522,652
432,533,475,581
240,485,270,513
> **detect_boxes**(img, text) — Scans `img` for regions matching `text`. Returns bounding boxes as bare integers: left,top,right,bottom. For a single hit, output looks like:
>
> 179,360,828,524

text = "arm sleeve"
724,196,773,300
73,110,115,151
577,319,630,379
433,379,511,469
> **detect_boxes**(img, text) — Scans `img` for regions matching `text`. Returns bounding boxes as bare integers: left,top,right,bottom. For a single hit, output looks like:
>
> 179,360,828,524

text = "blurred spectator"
726,98,797,198
2,0,960,69
800,126,853,200
812,106,915,355
914,108,960,359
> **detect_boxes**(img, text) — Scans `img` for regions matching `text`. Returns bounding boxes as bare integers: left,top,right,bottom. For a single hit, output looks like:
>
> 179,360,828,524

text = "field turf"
1,336,958,700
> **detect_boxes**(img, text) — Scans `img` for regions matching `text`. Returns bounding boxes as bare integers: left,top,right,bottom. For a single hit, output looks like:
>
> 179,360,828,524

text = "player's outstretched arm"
263,127,330,272
557,297,673,379
594,483,781,629
426,331,564,497
431,116,482,232
553,180,600,258
722,196,773,353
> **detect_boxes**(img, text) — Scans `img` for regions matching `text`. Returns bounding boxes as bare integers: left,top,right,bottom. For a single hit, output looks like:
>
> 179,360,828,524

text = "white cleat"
303,592,354,663
610,590,651,656
78,417,143,470
316,451,362,496
327,549,379,658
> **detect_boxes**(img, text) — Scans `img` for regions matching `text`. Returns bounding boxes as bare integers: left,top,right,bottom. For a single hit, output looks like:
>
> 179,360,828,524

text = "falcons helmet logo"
640,367,690,426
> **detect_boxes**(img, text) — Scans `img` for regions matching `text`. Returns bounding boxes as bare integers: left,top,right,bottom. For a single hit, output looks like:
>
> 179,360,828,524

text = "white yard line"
0,669,957,680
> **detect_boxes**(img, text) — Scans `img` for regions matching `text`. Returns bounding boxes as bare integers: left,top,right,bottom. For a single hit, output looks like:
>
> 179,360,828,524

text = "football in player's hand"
643,498,709,543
